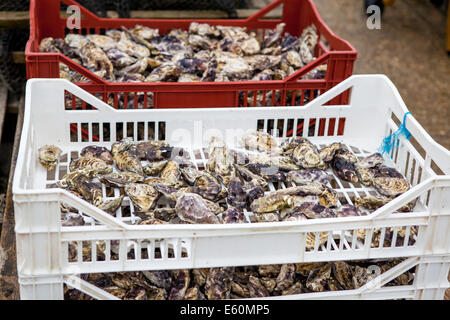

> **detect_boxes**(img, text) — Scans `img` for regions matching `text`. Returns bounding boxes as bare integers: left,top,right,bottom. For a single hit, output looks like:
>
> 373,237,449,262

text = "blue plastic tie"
379,112,412,155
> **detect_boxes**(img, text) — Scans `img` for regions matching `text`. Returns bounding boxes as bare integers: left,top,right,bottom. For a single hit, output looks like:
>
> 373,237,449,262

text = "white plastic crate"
13,75,450,300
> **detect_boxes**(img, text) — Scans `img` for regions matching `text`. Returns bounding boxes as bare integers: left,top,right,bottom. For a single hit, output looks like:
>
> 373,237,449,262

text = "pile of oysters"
39,22,325,84
38,131,416,248
64,259,414,300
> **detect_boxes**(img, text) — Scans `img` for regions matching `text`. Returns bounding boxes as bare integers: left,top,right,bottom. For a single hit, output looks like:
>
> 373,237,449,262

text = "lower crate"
18,255,450,300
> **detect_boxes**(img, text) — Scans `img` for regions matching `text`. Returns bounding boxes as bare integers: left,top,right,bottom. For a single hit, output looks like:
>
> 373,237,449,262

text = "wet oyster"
125,183,159,212
38,145,62,170
175,193,220,224
189,172,226,202
80,145,113,165
242,179,265,204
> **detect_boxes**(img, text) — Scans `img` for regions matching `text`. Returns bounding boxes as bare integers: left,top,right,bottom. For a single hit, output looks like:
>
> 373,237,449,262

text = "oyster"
79,42,114,80
282,282,304,295
86,35,117,51
331,147,359,184
287,169,331,185
223,206,247,224
98,195,124,215
80,146,113,165
189,172,225,202
175,193,220,224
146,63,181,82
143,160,168,176
262,23,285,49
331,262,354,290
72,175,103,206
372,165,410,197
240,131,280,153
184,286,206,300
306,264,332,292
248,275,270,297
168,270,190,300
205,267,234,300
192,268,210,287
336,204,360,217
106,48,136,68
353,194,416,212
274,264,296,292
69,157,113,177
319,142,341,163
99,172,144,188
124,183,159,212
226,177,247,209
38,145,62,170
294,202,336,219
136,140,172,161
253,212,280,223
242,179,265,204
248,153,299,172
285,137,326,169
160,160,185,188
235,165,267,188
357,153,385,169
142,270,172,291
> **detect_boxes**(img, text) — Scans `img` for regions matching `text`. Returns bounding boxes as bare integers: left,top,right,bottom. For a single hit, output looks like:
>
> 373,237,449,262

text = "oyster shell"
38,145,62,170
353,194,416,212
287,169,331,185
331,147,359,184
319,142,341,163
306,264,331,292
80,146,113,165
98,195,124,215
275,264,296,292
248,275,270,297
331,262,354,290
175,193,220,224
143,160,168,176
69,157,113,177
372,165,410,197
99,172,144,188
223,206,247,224
205,267,234,300
168,270,190,300
125,183,159,212
240,131,280,153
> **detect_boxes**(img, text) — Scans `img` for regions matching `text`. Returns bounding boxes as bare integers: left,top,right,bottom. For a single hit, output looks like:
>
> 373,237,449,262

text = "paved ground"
313,0,450,150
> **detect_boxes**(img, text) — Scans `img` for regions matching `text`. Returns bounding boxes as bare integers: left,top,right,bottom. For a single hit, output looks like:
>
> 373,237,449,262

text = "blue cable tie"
379,112,412,155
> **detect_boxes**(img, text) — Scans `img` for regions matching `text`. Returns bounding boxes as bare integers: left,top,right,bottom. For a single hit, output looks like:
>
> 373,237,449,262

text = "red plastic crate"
26,0,357,109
